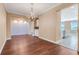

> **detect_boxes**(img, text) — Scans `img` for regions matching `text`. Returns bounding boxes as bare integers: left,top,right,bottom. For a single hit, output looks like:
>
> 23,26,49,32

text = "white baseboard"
0,39,6,54
38,36,58,44
56,39,63,44
38,36,79,52
7,37,11,40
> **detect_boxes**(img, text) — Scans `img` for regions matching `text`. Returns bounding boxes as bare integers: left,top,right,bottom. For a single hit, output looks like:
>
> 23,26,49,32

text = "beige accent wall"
0,4,6,53
78,4,79,51
6,13,11,39
55,12,61,40
39,10,59,42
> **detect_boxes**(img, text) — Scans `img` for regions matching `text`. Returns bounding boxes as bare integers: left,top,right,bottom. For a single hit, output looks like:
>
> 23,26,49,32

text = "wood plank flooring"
1,35,78,55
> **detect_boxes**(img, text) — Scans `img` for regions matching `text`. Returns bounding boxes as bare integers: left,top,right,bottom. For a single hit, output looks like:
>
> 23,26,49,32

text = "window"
61,22,65,31
71,20,77,31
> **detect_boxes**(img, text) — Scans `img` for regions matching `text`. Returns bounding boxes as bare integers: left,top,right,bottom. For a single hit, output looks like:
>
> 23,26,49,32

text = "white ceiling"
4,3,60,16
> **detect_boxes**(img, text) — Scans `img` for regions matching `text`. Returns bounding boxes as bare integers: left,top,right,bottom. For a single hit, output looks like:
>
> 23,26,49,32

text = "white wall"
11,21,30,35
30,21,35,36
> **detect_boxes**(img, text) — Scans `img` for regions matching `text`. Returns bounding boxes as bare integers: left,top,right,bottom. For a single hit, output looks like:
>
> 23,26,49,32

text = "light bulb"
19,20,23,24
24,21,27,24
13,20,18,23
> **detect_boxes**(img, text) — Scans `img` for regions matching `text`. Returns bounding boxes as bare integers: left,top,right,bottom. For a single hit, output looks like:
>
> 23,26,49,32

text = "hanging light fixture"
28,3,39,21
30,3,34,20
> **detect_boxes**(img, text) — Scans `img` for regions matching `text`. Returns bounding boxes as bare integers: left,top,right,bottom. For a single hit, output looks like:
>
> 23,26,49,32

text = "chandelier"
27,3,38,21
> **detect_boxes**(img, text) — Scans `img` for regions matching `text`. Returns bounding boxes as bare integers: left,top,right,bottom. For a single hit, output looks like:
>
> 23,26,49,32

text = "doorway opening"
59,4,78,50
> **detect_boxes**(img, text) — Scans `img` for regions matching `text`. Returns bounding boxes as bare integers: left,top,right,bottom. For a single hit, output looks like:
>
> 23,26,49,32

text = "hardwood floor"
1,35,78,55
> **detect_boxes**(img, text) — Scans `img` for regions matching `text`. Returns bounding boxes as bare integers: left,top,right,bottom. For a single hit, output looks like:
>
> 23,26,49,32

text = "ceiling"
4,3,61,16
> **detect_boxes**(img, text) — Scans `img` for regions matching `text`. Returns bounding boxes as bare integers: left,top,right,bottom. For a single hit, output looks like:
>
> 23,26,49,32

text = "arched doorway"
59,4,78,50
